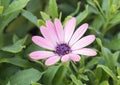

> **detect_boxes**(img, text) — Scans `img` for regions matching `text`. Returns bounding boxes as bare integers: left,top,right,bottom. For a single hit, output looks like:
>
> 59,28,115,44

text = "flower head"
29,17,97,66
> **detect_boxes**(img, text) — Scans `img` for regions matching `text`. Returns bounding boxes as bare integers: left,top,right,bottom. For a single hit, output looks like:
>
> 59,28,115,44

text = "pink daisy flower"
29,17,97,66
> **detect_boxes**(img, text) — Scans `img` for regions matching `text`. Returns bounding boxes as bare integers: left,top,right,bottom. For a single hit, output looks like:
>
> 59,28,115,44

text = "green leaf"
0,33,4,47
1,0,10,9
1,36,27,53
0,11,20,32
42,65,60,85
79,56,85,68
70,61,78,73
92,15,104,30
117,67,120,76
97,65,117,80
70,2,81,16
24,43,44,56
13,35,19,43
0,57,32,68
6,81,11,85
76,5,88,25
76,6,88,25
95,67,103,82
112,51,120,66
104,36,120,50
22,10,39,27
40,11,51,21
52,65,67,85
86,57,101,68
58,3,75,15
3,0,29,15
100,80,109,85
70,74,83,85
37,19,45,26
49,0,58,19
31,82,42,85
42,64,66,85
101,46,119,69
93,0,104,15
96,38,103,49
84,69,96,78
26,0,42,12
0,6,3,14
58,12,62,20
87,0,99,14
101,47,115,69
10,68,42,85
0,50,13,58
110,12,120,24
102,0,110,15
80,74,89,81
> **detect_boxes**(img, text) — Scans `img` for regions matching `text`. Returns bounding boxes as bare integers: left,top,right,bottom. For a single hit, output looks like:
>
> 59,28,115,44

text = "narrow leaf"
70,74,83,85
96,38,103,49
0,6,3,14
0,57,32,68
40,11,51,21
31,82,42,85
42,65,62,85
97,65,117,80
53,65,67,85
4,0,29,15
37,19,45,26
70,2,81,16
1,36,27,53
22,10,39,27
49,0,58,18
6,81,11,85
100,80,109,85
76,5,88,25
86,57,101,68
0,11,20,32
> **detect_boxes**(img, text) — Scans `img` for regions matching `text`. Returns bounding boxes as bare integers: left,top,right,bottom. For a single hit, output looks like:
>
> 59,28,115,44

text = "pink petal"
54,18,64,42
46,20,59,43
61,54,70,62
64,17,76,43
69,54,81,62
45,56,60,66
72,48,97,56
40,26,57,46
29,51,55,60
72,35,95,50
69,23,88,45
32,36,55,50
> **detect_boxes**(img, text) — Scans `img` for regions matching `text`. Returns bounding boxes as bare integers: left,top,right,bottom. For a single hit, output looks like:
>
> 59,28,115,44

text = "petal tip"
45,56,60,66
71,17,76,20
70,54,81,62
54,18,59,22
32,36,37,41
69,17,76,22
29,54,37,60
88,35,96,41
45,63,51,66
84,23,88,27
91,35,96,40
45,61,55,66
92,51,97,56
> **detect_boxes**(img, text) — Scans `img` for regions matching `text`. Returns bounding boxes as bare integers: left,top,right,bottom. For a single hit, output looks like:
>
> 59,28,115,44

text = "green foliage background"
0,0,120,85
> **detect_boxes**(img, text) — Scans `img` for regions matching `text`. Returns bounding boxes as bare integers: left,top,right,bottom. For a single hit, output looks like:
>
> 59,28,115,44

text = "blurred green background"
0,0,120,85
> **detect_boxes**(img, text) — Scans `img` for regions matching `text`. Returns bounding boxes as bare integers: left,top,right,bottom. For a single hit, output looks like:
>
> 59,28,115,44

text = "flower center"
55,43,71,56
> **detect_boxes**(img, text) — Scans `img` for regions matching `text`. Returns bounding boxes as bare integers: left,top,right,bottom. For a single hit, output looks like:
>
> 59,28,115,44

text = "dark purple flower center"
55,43,71,56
